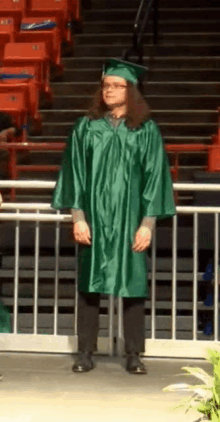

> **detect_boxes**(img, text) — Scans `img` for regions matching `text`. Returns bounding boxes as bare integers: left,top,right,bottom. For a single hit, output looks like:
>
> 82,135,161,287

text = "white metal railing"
0,181,219,358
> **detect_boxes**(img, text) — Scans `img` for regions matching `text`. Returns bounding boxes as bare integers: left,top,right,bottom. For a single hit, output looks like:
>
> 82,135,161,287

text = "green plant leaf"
206,348,220,367
213,361,220,383
210,409,220,422
163,383,192,392
197,401,213,414
162,349,220,421
181,367,214,388
213,385,220,406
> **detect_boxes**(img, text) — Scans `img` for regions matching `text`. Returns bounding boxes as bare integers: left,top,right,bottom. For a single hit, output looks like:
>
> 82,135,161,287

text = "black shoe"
72,352,94,373
126,353,147,375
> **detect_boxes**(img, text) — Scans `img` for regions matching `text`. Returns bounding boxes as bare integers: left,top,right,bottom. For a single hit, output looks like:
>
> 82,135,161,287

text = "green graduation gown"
51,116,176,298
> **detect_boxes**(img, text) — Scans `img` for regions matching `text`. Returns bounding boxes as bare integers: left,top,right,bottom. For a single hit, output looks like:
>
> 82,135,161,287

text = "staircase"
15,0,220,205
0,0,220,346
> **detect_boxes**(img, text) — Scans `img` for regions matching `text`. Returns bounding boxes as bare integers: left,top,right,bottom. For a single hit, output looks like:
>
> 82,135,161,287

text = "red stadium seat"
0,18,15,42
68,0,80,21
3,42,53,105
0,92,28,142
0,0,27,31
15,17,63,76
0,66,42,133
27,0,72,44
208,119,220,172
0,18,15,62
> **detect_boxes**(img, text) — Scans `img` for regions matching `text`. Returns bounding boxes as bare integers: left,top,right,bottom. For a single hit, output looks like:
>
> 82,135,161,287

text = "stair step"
41,121,215,137
76,32,220,45
73,43,220,57
1,297,212,312
28,135,211,145
84,20,220,33
90,0,220,8
51,81,220,96
41,109,218,124
2,298,215,313
1,256,194,271
63,56,220,70
52,95,220,110
1,313,200,332
148,69,220,82
62,68,220,82
84,8,220,21
0,227,198,250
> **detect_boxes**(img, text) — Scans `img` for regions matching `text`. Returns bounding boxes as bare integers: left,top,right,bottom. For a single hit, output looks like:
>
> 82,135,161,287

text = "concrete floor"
0,353,212,422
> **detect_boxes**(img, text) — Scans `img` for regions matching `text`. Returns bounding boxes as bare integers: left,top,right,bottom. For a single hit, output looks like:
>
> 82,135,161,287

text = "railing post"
153,0,159,44
8,148,17,201
214,213,219,341
174,153,179,204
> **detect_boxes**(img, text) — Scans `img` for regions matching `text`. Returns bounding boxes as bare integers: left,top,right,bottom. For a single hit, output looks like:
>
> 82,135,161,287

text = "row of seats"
0,0,80,142
0,0,79,42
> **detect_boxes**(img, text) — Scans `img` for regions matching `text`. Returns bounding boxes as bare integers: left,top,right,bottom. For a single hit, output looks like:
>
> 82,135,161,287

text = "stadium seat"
0,18,15,42
16,17,63,77
0,0,27,31
208,108,220,172
3,42,53,105
0,18,15,62
0,92,28,142
0,66,42,133
27,0,72,44
68,0,81,21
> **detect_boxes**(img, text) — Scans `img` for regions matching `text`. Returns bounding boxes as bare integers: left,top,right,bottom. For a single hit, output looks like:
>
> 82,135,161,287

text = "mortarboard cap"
102,58,148,85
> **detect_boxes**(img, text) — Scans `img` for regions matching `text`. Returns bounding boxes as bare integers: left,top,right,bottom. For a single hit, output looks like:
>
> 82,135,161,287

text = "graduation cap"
102,58,148,85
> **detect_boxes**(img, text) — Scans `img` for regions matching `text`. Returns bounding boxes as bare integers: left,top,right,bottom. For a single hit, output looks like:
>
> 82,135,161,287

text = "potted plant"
163,348,220,422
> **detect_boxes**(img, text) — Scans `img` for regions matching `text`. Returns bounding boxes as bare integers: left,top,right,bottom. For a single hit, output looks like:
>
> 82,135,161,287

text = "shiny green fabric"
51,116,176,298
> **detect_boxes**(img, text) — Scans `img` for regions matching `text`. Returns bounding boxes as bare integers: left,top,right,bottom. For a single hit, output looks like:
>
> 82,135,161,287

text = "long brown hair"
86,80,151,129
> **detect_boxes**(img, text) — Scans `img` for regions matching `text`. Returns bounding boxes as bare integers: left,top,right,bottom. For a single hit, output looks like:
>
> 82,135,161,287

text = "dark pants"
77,289,146,354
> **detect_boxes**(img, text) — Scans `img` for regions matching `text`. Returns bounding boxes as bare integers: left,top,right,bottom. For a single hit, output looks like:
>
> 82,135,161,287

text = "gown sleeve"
141,120,176,220
51,117,88,210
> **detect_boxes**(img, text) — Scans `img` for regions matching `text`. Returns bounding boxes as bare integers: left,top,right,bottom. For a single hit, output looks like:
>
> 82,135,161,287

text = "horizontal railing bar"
0,207,220,220
0,270,204,281
0,144,215,153
177,206,220,213
1,203,53,210
17,165,60,172
0,214,71,222
1,181,220,191
0,181,55,189
0,143,65,150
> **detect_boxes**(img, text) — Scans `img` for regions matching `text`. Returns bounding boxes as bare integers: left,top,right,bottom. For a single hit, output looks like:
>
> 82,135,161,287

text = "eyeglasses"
102,83,127,91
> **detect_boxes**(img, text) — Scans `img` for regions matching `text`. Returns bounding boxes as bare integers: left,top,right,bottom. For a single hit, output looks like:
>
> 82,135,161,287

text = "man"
52,59,176,374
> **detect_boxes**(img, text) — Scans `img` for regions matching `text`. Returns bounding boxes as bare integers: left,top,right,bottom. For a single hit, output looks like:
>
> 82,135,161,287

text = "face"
102,75,127,108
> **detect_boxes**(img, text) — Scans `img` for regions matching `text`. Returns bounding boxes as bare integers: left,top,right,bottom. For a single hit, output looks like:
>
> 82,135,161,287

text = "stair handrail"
122,0,159,64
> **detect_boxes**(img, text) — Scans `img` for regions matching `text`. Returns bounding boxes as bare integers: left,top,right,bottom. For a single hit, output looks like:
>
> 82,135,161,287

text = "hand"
73,221,92,245
132,226,152,253
0,127,15,143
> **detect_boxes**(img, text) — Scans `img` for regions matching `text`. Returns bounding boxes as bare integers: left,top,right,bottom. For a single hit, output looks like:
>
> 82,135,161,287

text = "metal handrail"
122,0,159,64
1,181,220,191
